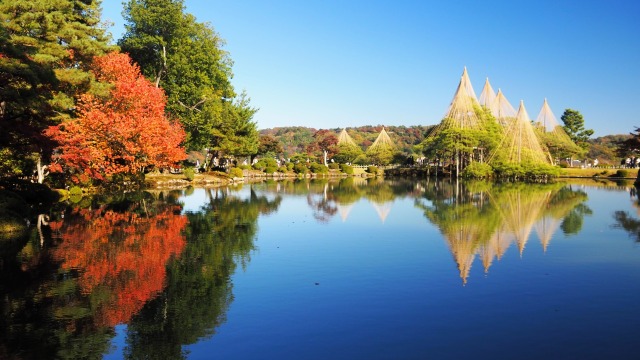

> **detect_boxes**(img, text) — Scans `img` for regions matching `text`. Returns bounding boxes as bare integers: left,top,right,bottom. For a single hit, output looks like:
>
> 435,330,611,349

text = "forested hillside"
260,125,434,156
588,134,631,165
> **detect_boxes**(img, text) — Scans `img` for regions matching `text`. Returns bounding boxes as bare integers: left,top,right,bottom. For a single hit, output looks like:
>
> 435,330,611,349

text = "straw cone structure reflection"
491,189,552,256
535,216,561,252
418,182,590,284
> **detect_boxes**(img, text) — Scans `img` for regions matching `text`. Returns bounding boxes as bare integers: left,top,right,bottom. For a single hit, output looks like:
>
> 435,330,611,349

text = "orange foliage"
46,52,187,182
50,203,187,327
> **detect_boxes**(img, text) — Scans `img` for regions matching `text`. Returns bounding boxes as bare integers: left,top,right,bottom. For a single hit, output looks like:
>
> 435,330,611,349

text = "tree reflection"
122,187,281,359
612,187,640,242
0,192,187,359
49,197,187,327
416,180,591,284
254,178,420,224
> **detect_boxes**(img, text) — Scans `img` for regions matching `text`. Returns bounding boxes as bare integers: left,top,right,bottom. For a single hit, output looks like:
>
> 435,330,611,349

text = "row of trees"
257,126,433,167
256,109,602,170
0,0,258,186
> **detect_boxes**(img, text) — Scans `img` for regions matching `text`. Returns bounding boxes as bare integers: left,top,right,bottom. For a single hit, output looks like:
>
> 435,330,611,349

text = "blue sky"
100,0,640,136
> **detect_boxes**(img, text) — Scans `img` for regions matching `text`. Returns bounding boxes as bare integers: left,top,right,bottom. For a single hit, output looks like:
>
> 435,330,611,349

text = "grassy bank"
559,167,638,179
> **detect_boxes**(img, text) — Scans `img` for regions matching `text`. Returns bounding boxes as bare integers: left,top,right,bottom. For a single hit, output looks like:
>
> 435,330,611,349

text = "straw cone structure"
440,67,482,131
489,100,550,164
478,78,496,109
337,128,357,147
491,88,517,126
534,98,581,162
369,127,395,151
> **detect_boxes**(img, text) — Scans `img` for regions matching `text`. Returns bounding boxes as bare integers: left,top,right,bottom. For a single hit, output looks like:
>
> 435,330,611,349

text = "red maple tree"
45,52,187,182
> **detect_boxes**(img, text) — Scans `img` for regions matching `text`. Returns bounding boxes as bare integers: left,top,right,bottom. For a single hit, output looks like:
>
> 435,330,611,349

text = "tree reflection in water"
415,180,591,284
0,180,596,358
0,191,187,359
612,186,640,242
122,187,281,360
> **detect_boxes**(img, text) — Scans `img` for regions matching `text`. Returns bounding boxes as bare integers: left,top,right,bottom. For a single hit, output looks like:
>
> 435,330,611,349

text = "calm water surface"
1,178,639,359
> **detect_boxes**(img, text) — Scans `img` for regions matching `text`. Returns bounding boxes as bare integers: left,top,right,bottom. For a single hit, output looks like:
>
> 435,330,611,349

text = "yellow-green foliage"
461,162,493,179
230,167,244,178
0,190,29,233
340,164,354,174
183,168,195,181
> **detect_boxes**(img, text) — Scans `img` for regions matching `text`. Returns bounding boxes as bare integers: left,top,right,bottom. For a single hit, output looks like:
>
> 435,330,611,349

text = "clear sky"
100,0,640,136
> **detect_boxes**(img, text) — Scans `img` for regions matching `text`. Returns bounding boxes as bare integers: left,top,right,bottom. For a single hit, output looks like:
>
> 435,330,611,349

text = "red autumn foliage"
50,203,187,327
45,52,187,182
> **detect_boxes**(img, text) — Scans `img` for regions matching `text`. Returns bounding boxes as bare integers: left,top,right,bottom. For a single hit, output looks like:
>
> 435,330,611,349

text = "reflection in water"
253,178,591,284
0,180,596,357
122,187,281,359
415,180,590,284
0,192,187,359
612,186,640,242
0,187,281,359
256,177,419,224
50,198,187,327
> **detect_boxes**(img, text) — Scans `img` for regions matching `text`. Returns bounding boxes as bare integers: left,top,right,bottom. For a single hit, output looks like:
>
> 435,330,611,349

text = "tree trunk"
155,45,167,88
36,154,48,184
323,150,328,166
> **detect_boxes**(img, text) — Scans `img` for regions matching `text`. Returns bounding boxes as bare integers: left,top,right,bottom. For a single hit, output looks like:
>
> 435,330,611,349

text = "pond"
1,178,639,359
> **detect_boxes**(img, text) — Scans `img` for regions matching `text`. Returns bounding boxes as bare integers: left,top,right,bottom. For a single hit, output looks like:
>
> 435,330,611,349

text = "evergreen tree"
0,0,112,179
561,109,593,148
615,127,640,158
119,0,258,164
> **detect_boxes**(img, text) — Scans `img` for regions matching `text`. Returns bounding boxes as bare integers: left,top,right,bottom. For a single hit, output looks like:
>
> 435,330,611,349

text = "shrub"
238,164,252,170
309,163,329,174
0,190,29,217
293,163,309,174
229,167,244,178
461,162,493,179
0,179,60,207
286,162,294,170
328,162,340,170
366,166,379,174
69,186,83,196
253,158,278,171
183,167,195,181
354,154,368,165
615,169,631,178
340,164,354,174
264,166,278,174
277,166,288,173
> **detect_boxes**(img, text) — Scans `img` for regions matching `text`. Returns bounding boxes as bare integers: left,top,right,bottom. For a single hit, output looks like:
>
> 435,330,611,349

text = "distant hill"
260,125,434,156
587,134,630,165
